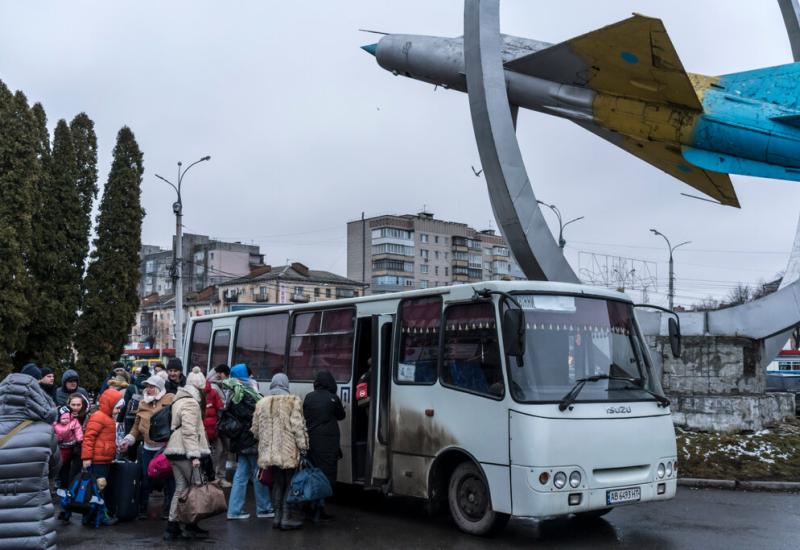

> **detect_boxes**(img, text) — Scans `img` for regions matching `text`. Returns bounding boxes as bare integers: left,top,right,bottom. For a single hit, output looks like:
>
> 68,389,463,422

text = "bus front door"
365,314,393,488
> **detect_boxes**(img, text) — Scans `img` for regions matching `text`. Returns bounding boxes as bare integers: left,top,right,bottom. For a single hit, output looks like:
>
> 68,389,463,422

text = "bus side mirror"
668,317,681,359
503,309,526,364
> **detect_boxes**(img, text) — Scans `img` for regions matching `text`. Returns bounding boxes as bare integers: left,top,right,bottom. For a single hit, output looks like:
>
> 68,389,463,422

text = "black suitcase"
105,459,141,521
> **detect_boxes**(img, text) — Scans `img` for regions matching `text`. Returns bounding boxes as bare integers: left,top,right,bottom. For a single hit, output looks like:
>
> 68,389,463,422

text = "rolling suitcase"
105,459,141,521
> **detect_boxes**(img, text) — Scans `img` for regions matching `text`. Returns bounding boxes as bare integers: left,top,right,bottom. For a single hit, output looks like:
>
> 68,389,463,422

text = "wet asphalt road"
59,486,799,550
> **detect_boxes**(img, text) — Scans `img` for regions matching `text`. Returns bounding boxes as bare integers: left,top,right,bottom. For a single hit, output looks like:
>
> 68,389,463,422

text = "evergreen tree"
69,113,98,277
75,127,144,387
26,120,85,367
0,83,37,373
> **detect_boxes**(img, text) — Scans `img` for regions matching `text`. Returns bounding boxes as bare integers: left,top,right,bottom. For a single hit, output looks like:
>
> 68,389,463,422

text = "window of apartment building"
233,313,289,380
373,259,413,272
420,233,429,243
372,243,414,256
445,267,449,276
434,236,439,244
444,237,449,245
336,288,355,299
288,308,355,382
295,286,303,296
444,252,449,260
435,266,439,275
419,280,429,289
434,251,439,260
420,249,429,260
372,275,414,286
396,296,441,384
314,288,320,297
420,264,429,274
326,288,332,298
372,227,412,240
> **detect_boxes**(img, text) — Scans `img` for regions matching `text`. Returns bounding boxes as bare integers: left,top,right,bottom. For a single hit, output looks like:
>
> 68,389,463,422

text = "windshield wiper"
558,373,670,411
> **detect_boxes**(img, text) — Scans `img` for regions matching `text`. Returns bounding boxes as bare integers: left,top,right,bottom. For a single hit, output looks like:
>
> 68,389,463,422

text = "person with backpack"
163,380,212,540
199,370,227,487
0,370,60,549
54,405,84,502
119,375,175,520
220,365,273,520
81,388,124,526
252,373,309,530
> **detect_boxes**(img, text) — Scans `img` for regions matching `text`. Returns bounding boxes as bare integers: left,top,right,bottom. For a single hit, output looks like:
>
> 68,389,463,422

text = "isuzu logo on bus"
606,406,632,414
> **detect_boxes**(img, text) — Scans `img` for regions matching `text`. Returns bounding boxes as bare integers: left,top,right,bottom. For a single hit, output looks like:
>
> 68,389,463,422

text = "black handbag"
148,404,172,442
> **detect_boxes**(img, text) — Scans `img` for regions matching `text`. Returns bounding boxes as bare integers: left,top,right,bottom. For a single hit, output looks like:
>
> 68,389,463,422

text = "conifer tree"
0,83,37,373
69,113,98,277
75,127,144,387
26,120,85,367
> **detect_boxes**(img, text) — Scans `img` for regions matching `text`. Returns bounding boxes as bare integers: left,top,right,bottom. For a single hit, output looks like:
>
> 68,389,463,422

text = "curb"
678,477,800,492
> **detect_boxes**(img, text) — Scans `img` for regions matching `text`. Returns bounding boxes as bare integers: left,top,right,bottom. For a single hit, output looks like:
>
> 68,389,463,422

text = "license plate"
606,486,641,505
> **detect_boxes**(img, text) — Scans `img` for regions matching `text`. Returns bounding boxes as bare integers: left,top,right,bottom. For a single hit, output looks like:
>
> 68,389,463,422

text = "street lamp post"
536,200,584,249
650,229,690,310
156,155,210,361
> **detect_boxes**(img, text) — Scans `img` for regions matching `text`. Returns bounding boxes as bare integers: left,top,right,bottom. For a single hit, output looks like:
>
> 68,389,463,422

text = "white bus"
183,281,679,535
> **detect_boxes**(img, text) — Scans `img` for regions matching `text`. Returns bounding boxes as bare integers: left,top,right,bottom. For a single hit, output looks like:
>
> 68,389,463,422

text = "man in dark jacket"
303,370,345,520
165,358,186,395
0,371,60,549
38,367,59,403
55,369,90,407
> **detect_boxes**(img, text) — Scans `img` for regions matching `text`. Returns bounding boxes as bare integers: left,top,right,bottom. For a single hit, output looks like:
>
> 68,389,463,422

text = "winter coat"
81,388,122,464
55,369,90,407
165,386,211,459
39,383,58,404
165,373,186,395
252,394,308,470
0,373,60,550
203,382,224,441
127,392,175,448
54,415,84,448
303,371,345,484
222,378,261,454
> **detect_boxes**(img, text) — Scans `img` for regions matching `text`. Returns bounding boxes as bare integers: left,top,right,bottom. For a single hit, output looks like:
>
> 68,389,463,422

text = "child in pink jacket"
54,405,84,495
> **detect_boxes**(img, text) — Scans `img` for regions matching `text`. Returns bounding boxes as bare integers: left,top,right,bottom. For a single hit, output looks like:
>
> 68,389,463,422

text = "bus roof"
189,280,634,323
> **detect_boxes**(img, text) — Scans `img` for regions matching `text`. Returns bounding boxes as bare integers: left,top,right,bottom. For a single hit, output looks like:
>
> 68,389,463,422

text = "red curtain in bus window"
232,314,288,381
288,308,355,382
209,330,230,374
189,321,212,371
444,301,496,331
397,296,442,384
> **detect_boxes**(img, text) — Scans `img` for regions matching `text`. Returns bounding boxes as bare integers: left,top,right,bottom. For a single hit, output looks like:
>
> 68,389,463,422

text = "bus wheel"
575,507,613,520
447,462,509,536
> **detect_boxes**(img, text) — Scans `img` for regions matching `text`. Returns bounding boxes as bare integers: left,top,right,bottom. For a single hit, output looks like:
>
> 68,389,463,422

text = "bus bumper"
510,465,677,518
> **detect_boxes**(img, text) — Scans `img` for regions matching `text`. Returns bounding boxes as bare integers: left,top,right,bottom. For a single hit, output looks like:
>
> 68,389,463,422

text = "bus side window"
209,330,230,374
188,320,212,372
232,313,288,381
288,308,355,382
396,296,441,384
441,302,504,399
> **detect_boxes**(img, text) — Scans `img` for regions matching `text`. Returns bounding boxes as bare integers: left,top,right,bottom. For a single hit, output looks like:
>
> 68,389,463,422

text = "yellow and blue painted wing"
505,14,703,110
575,121,740,207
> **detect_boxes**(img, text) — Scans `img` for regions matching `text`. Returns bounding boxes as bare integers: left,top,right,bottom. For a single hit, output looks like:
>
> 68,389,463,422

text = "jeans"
168,459,194,523
228,454,272,516
140,448,175,515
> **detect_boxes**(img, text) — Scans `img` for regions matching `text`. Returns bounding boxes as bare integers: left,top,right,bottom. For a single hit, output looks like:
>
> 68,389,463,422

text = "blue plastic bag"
286,458,333,504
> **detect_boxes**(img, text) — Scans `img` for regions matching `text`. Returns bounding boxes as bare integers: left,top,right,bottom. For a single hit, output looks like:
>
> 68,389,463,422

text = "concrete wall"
653,335,795,432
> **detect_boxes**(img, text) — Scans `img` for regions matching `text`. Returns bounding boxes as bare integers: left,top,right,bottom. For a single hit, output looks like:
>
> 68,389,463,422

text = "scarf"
222,376,261,404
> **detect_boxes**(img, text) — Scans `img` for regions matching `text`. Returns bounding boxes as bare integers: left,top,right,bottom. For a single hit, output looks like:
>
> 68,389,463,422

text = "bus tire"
447,462,509,536
575,507,613,520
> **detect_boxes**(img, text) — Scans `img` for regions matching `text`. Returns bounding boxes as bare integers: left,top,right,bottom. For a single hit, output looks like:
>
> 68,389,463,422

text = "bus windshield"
507,294,661,404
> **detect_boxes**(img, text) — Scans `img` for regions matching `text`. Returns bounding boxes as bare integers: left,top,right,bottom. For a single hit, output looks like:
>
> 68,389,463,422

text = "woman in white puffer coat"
251,373,308,530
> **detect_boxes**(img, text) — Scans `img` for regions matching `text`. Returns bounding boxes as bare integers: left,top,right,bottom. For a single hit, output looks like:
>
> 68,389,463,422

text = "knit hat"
21,363,42,380
140,365,151,377
40,367,54,378
142,374,166,393
186,366,206,390
167,357,183,372
58,405,70,417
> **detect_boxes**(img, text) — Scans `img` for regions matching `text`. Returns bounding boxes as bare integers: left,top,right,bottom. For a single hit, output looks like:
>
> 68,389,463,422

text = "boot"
163,521,181,542
272,505,282,529
280,506,303,531
184,522,209,539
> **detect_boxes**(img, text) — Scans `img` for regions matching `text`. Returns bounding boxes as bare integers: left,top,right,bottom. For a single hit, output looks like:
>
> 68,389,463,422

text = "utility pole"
650,229,690,310
156,155,210,361
536,200,584,249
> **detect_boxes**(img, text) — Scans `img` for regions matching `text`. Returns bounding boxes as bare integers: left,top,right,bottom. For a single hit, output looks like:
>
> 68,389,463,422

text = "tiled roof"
219,265,366,288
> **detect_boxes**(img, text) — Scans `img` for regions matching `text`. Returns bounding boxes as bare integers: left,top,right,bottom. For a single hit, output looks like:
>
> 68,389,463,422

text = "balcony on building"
254,294,270,303
223,292,239,304
291,292,310,303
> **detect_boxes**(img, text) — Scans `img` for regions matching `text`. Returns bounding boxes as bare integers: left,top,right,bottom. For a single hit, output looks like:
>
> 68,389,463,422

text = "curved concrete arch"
463,0,579,283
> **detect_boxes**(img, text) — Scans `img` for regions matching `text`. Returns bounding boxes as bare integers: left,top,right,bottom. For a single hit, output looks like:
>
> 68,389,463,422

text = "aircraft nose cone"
361,43,378,56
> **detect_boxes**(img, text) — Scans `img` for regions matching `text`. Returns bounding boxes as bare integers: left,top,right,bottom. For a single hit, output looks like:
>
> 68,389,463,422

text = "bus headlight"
569,471,581,488
657,463,665,479
553,471,567,489
666,461,673,478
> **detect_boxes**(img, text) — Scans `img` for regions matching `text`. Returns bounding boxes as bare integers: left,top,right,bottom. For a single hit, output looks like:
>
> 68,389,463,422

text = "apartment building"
347,211,523,294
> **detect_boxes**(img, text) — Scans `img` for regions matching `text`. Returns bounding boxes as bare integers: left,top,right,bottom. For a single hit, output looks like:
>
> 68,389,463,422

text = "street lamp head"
650,228,659,235
201,155,211,162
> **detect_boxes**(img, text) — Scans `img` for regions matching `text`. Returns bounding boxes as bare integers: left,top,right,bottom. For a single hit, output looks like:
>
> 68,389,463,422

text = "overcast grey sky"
2,1,798,307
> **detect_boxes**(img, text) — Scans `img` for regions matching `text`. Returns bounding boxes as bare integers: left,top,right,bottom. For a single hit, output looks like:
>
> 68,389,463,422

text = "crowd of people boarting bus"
0,357,345,548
